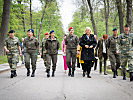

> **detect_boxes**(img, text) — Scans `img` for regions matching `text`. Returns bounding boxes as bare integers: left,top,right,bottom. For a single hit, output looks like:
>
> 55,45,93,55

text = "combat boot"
10,70,14,78
14,70,17,77
123,72,126,80
52,70,55,77
27,69,30,76
130,72,133,81
31,70,35,77
46,69,50,78
113,71,116,78
71,69,75,77
83,71,85,77
116,70,118,76
68,68,71,76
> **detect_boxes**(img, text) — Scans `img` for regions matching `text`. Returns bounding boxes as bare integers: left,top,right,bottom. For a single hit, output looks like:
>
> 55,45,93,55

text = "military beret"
9,30,15,33
124,24,129,27
49,30,55,34
27,29,34,33
112,27,118,31
68,27,73,31
45,32,49,35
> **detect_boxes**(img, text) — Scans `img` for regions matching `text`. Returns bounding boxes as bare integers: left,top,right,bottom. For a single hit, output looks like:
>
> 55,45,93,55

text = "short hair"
103,34,108,40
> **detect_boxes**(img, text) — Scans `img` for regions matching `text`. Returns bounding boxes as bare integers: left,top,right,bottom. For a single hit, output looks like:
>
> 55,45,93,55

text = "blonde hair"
84,27,93,34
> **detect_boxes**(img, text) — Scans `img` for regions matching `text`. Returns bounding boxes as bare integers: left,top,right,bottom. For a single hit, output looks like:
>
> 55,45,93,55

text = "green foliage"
0,55,7,64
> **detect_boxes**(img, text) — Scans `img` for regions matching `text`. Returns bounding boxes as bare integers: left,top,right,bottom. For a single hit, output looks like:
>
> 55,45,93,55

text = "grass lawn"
0,55,8,64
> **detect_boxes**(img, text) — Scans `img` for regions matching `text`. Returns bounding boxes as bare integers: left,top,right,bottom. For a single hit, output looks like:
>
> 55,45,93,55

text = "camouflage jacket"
65,34,79,49
23,36,39,53
45,36,59,55
107,35,119,52
117,33,133,54
40,38,47,55
4,36,20,54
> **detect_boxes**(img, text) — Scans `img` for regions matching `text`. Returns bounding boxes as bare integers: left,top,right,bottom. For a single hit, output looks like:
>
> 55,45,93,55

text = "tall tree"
116,0,124,33
17,0,26,32
0,0,12,55
30,0,33,29
38,0,49,49
87,0,98,36
126,0,132,31
104,0,109,35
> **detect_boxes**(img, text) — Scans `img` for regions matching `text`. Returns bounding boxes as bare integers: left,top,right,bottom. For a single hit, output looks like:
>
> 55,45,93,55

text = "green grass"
106,66,129,78
0,55,8,64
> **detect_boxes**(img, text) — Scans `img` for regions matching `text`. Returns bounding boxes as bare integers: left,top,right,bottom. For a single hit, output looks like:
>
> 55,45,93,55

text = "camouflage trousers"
121,51,133,73
66,49,77,70
43,54,47,66
109,51,120,72
7,53,19,71
45,54,57,71
24,52,37,70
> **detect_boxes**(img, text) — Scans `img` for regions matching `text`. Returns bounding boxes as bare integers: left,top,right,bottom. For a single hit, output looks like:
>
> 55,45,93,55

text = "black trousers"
94,58,98,70
83,60,93,75
77,57,80,68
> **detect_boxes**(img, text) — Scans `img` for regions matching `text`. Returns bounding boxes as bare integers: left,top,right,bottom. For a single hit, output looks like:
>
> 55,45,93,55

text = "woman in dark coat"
79,27,97,78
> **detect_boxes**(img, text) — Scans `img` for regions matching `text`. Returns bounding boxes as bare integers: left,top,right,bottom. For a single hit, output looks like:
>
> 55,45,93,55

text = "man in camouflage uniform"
4,30,22,78
107,27,120,78
23,29,39,77
40,32,49,66
65,27,79,77
45,30,60,77
117,24,133,81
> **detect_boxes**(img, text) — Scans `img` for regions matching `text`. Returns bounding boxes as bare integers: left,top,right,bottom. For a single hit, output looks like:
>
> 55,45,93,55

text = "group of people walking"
4,24,133,81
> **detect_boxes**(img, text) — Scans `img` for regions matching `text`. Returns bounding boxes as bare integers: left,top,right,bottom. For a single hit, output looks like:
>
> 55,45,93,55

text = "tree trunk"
116,0,124,34
38,2,48,50
17,1,26,32
30,0,33,29
0,0,12,55
126,0,132,31
87,0,98,36
104,0,109,36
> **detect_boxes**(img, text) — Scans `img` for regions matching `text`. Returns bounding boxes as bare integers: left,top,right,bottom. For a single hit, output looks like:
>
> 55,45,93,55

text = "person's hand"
77,51,80,55
20,53,22,56
116,50,119,54
6,49,10,53
85,45,89,48
89,45,93,48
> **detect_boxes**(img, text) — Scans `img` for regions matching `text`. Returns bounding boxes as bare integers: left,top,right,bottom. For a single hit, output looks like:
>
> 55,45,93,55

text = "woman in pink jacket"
62,34,67,73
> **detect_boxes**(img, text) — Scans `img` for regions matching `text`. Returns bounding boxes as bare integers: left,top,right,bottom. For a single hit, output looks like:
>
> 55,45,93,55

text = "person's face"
64,35,66,39
9,33,15,38
86,29,91,35
27,31,32,37
113,30,118,36
69,29,74,35
45,34,49,39
22,38,24,42
124,27,130,34
51,32,55,37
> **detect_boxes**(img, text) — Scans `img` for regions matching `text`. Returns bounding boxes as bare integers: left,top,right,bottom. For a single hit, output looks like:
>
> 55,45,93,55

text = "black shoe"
10,70,14,78
87,75,91,78
116,70,118,76
104,73,107,75
52,70,55,77
130,72,133,81
71,69,74,77
31,70,35,77
27,69,30,76
83,72,85,77
14,70,17,77
68,68,71,76
46,69,50,78
113,71,116,78
123,73,126,80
